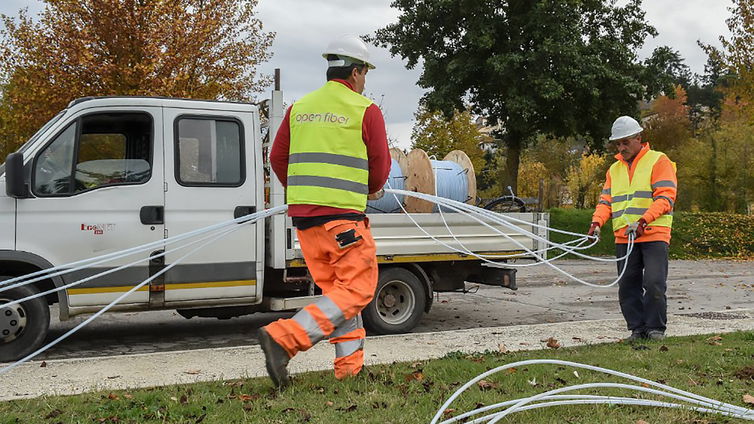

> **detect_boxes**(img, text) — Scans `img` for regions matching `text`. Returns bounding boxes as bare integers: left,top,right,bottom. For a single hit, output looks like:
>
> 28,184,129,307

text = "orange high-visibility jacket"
592,143,677,244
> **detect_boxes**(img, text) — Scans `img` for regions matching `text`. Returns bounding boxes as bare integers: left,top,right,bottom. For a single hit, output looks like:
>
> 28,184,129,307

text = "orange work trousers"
264,219,378,379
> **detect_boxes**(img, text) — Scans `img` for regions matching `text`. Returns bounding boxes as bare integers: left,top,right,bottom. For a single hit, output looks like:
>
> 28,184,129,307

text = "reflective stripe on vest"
287,81,373,211
609,149,674,232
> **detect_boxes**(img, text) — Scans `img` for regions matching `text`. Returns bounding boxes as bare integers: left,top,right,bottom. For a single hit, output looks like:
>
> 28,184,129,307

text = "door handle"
140,206,164,225
234,206,256,220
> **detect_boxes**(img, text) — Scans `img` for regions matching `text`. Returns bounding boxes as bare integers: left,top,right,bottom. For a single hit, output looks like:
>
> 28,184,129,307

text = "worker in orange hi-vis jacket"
588,116,677,343
258,34,391,388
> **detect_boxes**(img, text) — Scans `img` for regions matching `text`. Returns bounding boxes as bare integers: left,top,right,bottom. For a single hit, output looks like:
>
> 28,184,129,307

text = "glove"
587,222,601,239
367,189,385,201
625,218,648,238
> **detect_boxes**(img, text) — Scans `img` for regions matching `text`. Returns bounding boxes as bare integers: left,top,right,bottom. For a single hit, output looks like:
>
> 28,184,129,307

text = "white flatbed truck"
0,79,548,362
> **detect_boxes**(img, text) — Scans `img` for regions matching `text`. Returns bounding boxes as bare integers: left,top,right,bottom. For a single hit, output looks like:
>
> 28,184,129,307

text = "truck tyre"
363,267,427,335
0,280,51,363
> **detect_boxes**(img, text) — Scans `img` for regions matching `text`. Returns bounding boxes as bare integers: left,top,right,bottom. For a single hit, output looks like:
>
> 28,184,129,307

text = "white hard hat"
322,34,376,70
609,116,643,141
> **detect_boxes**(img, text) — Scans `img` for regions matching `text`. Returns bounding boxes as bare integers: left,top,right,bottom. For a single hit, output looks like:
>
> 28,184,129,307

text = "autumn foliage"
0,0,274,157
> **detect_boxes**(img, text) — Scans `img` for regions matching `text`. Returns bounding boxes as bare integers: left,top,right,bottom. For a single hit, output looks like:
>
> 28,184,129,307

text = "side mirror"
5,152,29,198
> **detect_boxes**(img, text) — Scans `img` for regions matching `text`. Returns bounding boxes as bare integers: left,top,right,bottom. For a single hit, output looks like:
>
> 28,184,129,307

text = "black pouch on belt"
335,228,363,249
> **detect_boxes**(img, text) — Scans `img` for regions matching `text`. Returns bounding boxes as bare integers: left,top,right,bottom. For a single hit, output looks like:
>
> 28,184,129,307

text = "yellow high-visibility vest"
609,150,674,231
287,81,373,211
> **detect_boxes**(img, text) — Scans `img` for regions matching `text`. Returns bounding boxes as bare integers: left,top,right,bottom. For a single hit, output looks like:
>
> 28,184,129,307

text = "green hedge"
547,208,754,259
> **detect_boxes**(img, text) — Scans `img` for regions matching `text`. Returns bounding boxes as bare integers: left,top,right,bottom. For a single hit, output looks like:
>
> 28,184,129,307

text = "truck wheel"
363,267,427,335
0,281,51,363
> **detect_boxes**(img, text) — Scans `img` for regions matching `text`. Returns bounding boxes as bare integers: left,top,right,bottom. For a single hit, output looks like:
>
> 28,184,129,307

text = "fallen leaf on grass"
708,341,723,346
744,394,754,405
170,396,178,402
477,380,498,391
498,343,508,354
545,338,561,349
123,394,133,400
44,409,63,419
573,371,580,379
179,394,188,404
325,401,334,407
636,420,649,424
443,408,456,417
107,393,119,400
707,335,723,342
659,345,669,352
734,366,754,380
405,371,424,382
238,394,259,402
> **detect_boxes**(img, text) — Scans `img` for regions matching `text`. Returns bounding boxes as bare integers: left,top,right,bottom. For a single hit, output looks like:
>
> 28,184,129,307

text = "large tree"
372,0,680,192
701,0,754,117
411,106,487,175
0,0,274,157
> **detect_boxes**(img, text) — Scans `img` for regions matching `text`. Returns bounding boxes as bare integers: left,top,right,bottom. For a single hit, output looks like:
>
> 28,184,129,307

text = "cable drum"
366,158,405,213
431,159,468,212
433,150,477,212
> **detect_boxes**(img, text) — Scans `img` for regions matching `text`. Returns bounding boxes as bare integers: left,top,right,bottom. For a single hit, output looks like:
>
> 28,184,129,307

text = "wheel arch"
379,263,433,313
0,250,69,320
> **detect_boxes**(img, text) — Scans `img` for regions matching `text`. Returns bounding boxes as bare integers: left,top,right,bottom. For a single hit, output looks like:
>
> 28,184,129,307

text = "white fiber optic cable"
0,205,287,294
387,189,634,288
430,359,754,424
1,223,242,309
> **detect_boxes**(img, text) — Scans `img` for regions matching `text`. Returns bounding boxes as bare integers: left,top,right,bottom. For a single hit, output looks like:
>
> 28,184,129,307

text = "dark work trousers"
615,241,669,333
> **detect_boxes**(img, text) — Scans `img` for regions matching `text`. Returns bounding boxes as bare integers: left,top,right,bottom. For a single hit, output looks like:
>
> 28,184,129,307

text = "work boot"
258,327,291,388
624,330,645,343
646,330,666,341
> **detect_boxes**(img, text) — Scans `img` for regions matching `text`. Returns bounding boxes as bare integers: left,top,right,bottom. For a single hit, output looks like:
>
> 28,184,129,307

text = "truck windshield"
0,110,67,175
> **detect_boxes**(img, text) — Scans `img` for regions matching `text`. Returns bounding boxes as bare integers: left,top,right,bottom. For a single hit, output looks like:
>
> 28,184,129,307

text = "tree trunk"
504,135,522,195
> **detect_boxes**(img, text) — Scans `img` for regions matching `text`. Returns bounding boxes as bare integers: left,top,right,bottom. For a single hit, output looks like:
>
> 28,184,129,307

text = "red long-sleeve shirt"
270,79,391,217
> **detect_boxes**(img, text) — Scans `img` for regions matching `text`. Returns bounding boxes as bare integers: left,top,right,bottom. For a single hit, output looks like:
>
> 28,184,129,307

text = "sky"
0,0,734,149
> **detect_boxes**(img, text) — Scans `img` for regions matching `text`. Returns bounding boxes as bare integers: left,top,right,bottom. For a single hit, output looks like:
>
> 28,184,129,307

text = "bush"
547,208,754,259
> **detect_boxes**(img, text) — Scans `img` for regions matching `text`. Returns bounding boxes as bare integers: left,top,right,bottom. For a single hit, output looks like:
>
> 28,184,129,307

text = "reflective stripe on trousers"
330,314,365,358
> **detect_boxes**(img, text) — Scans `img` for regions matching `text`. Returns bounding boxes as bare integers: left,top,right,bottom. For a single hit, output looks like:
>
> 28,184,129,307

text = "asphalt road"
38,259,753,361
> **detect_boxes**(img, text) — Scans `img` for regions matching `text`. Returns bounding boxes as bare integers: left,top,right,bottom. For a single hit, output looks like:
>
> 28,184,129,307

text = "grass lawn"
2,332,753,423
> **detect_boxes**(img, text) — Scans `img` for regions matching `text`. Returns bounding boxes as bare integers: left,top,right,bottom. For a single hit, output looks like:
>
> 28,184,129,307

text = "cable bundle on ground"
430,359,754,423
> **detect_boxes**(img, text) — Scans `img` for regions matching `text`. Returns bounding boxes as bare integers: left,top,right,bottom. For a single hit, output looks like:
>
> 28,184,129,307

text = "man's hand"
587,222,601,239
367,189,384,201
625,218,648,238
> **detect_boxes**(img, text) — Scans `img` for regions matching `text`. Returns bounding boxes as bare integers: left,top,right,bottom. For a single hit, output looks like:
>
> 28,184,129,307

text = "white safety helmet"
322,34,376,70
609,116,643,141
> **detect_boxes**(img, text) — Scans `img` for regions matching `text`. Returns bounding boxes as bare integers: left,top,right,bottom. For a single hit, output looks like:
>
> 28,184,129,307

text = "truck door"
161,108,261,304
16,108,165,308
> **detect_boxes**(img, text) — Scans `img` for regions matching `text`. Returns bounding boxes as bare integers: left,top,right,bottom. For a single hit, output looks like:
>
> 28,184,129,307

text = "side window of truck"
33,112,153,196
175,117,244,186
